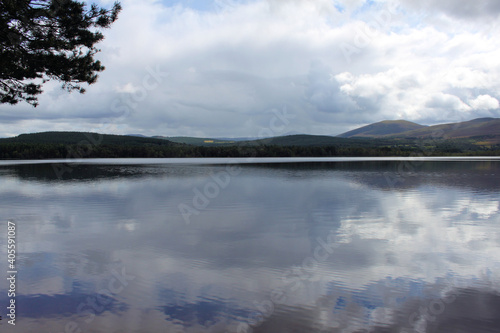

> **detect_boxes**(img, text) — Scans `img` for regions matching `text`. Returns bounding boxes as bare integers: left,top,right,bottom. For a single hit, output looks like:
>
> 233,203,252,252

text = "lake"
1,157,500,333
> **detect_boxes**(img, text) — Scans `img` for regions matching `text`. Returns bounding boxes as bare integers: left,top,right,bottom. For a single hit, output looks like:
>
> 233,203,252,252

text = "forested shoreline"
1,141,499,160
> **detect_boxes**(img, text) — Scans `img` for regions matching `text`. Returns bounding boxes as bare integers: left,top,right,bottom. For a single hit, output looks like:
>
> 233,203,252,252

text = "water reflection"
0,159,499,333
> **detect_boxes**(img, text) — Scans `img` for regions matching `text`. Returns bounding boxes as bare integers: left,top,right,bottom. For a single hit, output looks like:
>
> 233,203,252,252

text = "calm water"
1,157,500,333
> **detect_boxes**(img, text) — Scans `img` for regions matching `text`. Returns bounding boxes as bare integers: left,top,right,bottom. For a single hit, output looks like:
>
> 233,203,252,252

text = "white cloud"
426,93,472,112
469,95,500,110
115,83,142,94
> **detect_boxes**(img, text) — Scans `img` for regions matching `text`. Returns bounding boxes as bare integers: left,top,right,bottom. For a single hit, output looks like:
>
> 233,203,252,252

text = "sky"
1,0,500,138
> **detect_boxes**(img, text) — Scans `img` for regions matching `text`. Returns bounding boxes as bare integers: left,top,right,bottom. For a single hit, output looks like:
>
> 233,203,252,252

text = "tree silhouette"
0,0,121,106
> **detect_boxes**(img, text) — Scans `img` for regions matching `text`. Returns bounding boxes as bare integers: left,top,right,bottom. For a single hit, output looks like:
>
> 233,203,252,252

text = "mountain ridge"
338,117,500,143
1,117,498,147
1,121,499,160
338,120,425,138
384,117,500,141
1,131,176,146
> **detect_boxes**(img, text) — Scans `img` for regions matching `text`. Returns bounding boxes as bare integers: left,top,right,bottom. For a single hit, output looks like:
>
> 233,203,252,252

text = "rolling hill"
154,136,237,146
338,118,500,144
243,134,366,147
1,131,176,146
12,118,487,149
1,125,499,160
338,120,426,138
385,118,500,141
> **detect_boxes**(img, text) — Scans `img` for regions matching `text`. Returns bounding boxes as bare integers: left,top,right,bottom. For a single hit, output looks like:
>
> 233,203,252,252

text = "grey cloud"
304,61,361,119
401,0,500,20
425,93,466,110
395,73,422,90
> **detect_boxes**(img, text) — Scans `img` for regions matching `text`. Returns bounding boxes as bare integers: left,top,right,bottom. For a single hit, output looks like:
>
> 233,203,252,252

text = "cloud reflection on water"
0,159,499,332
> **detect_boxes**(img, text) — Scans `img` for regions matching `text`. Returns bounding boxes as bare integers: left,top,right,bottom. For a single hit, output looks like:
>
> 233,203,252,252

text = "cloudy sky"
1,0,500,138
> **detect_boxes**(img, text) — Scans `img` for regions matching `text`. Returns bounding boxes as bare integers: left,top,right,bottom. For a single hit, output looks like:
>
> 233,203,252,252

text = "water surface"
1,158,499,333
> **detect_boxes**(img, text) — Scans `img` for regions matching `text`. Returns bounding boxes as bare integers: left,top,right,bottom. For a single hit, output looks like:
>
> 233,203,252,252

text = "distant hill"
126,134,149,138
1,131,176,146
338,120,425,138
3,118,498,149
154,136,237,146
246,134,358,147
386,118,500,142
214,137,261,142
1,128,498,160
338,118,500,144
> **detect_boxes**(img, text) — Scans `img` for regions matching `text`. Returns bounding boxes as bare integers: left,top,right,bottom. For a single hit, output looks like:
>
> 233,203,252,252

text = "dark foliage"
0,132,498,160
0,0,121,106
